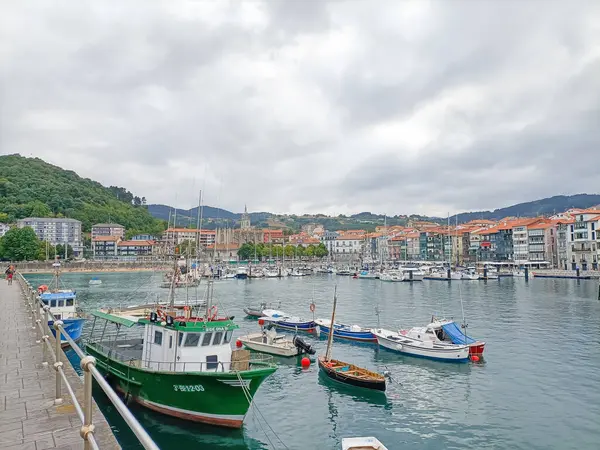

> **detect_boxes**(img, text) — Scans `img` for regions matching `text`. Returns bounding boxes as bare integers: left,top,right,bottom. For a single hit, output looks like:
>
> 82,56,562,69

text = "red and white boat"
401,318,485,357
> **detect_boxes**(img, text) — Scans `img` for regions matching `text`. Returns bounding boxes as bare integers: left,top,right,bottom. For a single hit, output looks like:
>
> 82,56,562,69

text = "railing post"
53,320,64,405
41,305,51,367
80,356,97,450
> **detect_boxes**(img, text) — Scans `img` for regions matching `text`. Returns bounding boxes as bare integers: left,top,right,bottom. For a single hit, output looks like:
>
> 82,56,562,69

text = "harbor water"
24,272,600,450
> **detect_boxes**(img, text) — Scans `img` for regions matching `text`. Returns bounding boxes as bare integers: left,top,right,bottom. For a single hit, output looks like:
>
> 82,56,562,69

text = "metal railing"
88,342,274,373
16,273,159,450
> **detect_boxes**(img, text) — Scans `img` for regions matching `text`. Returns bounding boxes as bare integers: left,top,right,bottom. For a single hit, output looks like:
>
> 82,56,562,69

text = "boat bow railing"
16,273,160,450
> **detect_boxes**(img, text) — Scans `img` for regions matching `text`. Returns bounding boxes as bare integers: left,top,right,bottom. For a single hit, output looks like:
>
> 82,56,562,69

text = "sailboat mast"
325,285,338,361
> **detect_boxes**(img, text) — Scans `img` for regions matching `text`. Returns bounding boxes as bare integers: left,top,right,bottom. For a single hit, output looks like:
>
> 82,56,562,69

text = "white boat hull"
342,437,388,450
238,333,300,357
373,329,470,362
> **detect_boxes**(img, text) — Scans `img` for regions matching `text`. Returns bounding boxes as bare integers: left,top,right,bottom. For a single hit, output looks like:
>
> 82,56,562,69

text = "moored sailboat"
318,287,386,391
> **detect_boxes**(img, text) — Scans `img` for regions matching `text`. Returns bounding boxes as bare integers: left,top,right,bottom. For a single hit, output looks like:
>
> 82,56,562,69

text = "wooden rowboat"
318,286,386,392
318,357,386,391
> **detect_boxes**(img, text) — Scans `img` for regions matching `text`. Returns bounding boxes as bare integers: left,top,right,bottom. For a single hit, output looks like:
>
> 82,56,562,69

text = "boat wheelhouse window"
212,331,223,346
55,314,62,320
184,333,201,347
223,330,233,344
58,300,64,307
206,355,218,370
50,300,57,307
169,335,173,349
202,332,213,346
178,333,183,346
426,329,434,334
66,299,74,307
154,330,163,346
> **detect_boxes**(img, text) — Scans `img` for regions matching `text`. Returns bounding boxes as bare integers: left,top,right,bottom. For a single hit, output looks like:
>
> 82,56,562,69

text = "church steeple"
240,204,251,230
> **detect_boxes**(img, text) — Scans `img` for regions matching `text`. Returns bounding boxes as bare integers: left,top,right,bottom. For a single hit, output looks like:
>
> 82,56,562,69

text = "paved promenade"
0,277,120,450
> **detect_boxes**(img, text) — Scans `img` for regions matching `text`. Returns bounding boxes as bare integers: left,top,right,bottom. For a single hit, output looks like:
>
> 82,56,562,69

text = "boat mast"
325,285,337,361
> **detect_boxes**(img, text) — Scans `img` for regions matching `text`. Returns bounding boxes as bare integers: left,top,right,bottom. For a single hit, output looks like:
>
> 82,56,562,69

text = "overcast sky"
1,1,599,216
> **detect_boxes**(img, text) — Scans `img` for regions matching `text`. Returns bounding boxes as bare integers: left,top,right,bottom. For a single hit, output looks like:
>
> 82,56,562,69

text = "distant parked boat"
243,303,282,318
88,277,102,285
314,319,376,342
260,310,316,332
235,267,248,279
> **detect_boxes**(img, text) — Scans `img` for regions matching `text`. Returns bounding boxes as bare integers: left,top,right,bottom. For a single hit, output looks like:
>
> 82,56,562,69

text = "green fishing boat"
85,281,277,428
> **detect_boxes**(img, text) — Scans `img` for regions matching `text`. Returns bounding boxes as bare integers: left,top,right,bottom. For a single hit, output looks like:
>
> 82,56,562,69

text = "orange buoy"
301,357,311,368
258,318,265,326
471,355,480,362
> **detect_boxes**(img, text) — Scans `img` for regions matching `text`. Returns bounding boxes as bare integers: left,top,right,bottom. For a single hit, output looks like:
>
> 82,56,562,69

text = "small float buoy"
471,355,480,362
236,339,243,348
258,318,265,326
301,357,311,369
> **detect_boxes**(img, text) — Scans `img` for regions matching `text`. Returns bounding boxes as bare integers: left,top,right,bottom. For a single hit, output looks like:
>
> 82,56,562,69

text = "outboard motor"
293,336,315,355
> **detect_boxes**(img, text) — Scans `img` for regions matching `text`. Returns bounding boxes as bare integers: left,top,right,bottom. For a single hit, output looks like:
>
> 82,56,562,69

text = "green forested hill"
0,154,165,235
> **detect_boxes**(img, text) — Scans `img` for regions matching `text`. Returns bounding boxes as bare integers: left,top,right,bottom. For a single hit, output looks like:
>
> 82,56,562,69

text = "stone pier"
0,276,121,450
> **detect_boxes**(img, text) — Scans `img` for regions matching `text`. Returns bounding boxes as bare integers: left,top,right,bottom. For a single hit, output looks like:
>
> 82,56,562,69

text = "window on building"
154,330,163,346
571,225,574,232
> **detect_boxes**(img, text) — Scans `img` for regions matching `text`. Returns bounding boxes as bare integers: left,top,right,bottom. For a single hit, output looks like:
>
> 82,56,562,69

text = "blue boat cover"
40,291,76,301
441,322,477,345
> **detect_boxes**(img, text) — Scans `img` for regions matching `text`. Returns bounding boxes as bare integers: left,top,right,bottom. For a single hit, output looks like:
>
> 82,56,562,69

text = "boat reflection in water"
92,384,270,450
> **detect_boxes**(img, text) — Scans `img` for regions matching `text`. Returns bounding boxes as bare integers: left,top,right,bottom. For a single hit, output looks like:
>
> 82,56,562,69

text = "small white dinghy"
342,436,388,450
89,278,102,285
238,328,315,357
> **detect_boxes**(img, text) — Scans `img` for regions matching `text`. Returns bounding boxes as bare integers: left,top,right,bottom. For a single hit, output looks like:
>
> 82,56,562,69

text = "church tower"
240,204,251,230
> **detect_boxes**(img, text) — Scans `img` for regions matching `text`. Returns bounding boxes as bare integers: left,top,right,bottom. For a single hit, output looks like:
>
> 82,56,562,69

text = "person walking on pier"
5,265,14,285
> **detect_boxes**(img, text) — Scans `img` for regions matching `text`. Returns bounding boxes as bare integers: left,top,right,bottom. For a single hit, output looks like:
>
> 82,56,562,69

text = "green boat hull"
86,344,277,428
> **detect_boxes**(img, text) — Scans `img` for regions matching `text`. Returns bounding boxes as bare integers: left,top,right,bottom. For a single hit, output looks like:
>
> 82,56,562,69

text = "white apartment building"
17,217,83,256
332,235,362,257
512,225,529,263
91,223,125,239
565,211,600,271
163,228,216,247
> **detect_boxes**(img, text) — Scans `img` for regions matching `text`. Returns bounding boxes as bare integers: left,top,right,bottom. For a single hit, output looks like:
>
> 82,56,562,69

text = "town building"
17,217,83,256
565,209,600,271
320,231,339,256
163,228,216,247
131,234,156,241
332,234,362,258
206,243,241,261
117,240,156,259
92,236,119,259
91,223,125,239
0,223,9,237
527,221,557,266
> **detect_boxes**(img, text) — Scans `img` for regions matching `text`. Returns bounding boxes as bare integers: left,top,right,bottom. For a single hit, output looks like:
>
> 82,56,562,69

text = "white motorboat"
372,328,470,362
238,329,314,357
235,267,248,279
512,270,526,277
450,271,463,280
263,268,280,278
88,277,102,285
400,267,424,281
357,270,379,279
406,318,486,357
462,267,480,280
342,437,388,450
379,270,403,282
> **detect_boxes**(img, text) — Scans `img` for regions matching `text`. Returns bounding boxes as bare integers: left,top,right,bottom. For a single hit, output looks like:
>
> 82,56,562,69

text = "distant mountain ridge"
448,194,600,223
148,194,600,227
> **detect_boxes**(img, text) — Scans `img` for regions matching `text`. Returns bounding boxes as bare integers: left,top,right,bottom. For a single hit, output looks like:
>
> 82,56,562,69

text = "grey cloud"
1,0,599,215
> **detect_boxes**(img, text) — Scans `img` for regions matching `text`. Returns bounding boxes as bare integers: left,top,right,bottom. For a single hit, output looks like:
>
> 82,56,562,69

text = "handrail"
15,272,160,450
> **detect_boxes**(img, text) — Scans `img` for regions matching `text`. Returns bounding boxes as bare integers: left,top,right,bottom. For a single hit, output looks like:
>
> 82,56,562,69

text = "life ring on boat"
309,303,315,313
157,309,167,321
37,285,48,294
209,305,218,321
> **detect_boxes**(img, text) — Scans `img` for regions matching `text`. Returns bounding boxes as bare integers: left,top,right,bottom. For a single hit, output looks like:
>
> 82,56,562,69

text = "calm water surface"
24,272,600,450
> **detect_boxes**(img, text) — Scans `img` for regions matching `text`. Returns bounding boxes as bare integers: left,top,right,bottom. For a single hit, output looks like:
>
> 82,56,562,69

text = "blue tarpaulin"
441,322,476,345
40,291,76,301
